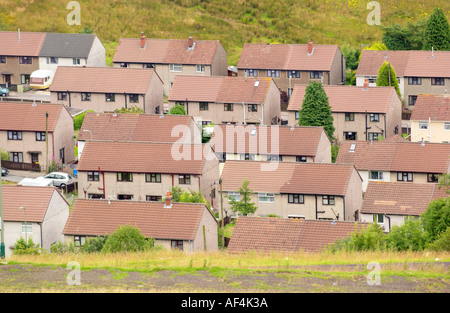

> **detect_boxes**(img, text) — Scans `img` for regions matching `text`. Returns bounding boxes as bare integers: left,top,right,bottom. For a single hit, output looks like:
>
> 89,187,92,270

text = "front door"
31,153,39,164
3,74,11,86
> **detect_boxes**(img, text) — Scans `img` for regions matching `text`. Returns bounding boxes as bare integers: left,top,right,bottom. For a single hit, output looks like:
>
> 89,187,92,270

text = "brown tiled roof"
63,199,215,240
1,185,65,222
336,140,450,173
237,43,339,71
227,217,367,253
220,160,357,196
0,102,66,132
210,124,328,157
168,75,272,104
112,37,221,65
361,181,449,216
356,50,450,78
78,112,197,141
287,84,397,113
0,31,46,56
49,66,159,94
410,94,450,122
77,141,212,174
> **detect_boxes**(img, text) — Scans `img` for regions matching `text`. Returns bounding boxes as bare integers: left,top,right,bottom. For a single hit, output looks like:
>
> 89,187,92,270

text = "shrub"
427,227,450,251
421,197,450,242
101,225,154,253
13,238,42,255
328,223,386,253
385,219,428,252
80,236,108,253
169,104,186,115
50,241,77,254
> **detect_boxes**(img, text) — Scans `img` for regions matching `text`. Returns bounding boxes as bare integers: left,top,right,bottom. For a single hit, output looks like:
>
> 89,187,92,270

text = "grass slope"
0,0,448,65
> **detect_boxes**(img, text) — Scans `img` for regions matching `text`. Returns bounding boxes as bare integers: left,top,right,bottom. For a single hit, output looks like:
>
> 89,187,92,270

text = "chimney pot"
308,40,313,55
363,78,369,90
140,32,146,49
164,191,173,208
188,36,194,49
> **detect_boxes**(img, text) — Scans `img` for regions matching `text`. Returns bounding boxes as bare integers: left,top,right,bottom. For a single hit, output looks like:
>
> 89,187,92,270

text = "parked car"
37,172,73,188
1,167,8,176
0,87,9,97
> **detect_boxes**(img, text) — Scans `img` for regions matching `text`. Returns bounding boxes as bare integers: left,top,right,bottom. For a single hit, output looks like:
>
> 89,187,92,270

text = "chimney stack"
363,78,369,90
307,40,313,55
164,191,173,208
18,28,21,42
188,36,194,49
140,32,146,49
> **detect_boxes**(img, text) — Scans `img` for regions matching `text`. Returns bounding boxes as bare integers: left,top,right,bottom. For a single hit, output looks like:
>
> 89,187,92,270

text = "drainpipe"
68,90,71,108
365,111,368,141
342,196,346,221
142,94,146,113
242,102,246,125
98,167,105,199
315,195,318,219
384,214,391,232
124,92,127,109
39,222,43,250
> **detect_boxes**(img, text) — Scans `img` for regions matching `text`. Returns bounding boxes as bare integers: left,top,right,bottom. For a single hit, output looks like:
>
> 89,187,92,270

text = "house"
209,124,331,164
0,185,70,256
410,94,450,143
50,66,164,114
220,160,362,221
237,41,346,100
63,198,218,252
227,217,367,253
356,49,450,114
37,32,105,72
286,84,402,142
360,181,448,232
76,141,220,208
77,112,202,159
167,75,281,126
112,33,228,95
0,30,105,88
336,140,450,192
0,102,75,172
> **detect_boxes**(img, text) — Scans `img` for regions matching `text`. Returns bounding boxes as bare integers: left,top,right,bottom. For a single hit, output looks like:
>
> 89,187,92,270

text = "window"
267,155,282,161
397,172,413,182
88,171,100,181
129,94,139,103
248,104,258,112
287,71,300,78
267,70,280,77
345,113,355,121
224,103,233,111
8,131,22,140
427,173,439,183
117,194,133,200
295,111,300,120
21,222,32,234
418,121,428,130
171,240,183,250
169,64,182,72
19,56,32,64
0,56,5,63
310,71,322,79
81,93,91,101
258,193,275,203
370,171,383,180
73,58,81,65
57,92,67,101
143,63,154,68
227,192,240,202
239,154,255,161
87,194,103,199
60,148,65,164
296,156,307,162
445,122,450,131
369,113,379,122
288,194,304,204
408,95,418,106
31,153,38,164
344,132,357,140
245,69,258,77
201,121,211,126
408,77,422,85
146,173,161,183
105,93,115,102
74,236,86,247
36,132,46,141
196,64,205,73
117,172,133,182
431,77,445,86
120,62,128,68
199,102,209,111
146,195,162,201
10,152,23,163
46,57,58,64
178,174,191,185
373,214,384,224
20,74,30,84
322,196,335,205
368,132,382,141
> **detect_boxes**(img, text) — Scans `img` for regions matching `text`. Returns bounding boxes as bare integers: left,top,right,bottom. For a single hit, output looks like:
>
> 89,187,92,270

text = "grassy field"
0,0,448,65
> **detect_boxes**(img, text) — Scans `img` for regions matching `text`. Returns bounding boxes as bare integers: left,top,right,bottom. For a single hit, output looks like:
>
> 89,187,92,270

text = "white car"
38,172,73,188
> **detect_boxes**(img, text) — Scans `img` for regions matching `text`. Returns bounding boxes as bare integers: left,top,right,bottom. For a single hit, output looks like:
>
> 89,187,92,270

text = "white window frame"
444,122,450,131
373,214,384,224
196,64,205,73
169,64,182,72
21,222,32,234
227,192,241,202
418,121,428,130
258,193,275,203
369,171,383,180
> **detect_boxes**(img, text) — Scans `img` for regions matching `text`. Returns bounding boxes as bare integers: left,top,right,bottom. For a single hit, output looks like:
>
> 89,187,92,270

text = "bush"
101,225,154,253
427,227,450,251
386,219,428,252
328,223,386,253
169,104,186,115
80,236,108,253
13,238,42,255
50,241,77,254
421,197,450,242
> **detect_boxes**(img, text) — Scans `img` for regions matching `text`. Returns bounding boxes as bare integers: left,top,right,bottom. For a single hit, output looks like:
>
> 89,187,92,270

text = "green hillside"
0,0,448,65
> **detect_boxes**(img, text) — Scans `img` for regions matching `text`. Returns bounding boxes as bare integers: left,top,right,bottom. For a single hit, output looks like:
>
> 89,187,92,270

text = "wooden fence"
1,160,41,172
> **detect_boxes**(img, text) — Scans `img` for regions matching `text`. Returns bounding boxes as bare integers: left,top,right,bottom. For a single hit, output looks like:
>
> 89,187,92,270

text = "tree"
382,21,426,50
438,173,450,194
341,44,361,71
169,186,209,207
364,42,387,51
298,81,335,141
386,219,428,252
101,225,153,253
421,197,450,242
169,104,186,115
114,106,144,114
424,8,450,51
375,62,402,99
227,179,257,216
